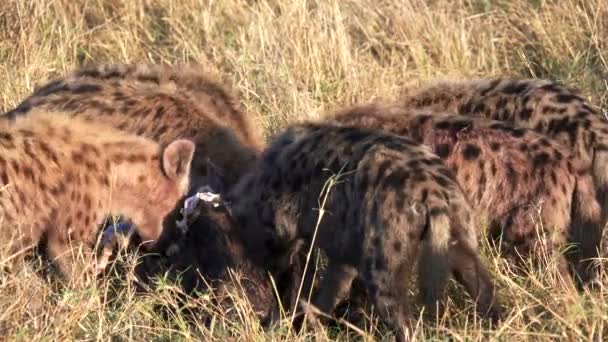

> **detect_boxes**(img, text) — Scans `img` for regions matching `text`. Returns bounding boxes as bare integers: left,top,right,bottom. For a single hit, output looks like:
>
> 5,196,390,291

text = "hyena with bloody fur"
400,78,608,229
222,123,501,341
0,109,194,282
4,63,264,190
329,103,602,287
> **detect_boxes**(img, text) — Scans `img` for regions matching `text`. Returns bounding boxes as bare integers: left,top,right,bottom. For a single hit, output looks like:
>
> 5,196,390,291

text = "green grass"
1,0,608,340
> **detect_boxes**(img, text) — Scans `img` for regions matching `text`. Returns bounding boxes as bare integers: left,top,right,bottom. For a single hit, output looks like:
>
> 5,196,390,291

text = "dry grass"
1,0,608,340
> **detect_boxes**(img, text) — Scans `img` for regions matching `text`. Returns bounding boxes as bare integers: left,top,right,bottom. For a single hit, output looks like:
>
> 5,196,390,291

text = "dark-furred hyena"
0,109,194,281
4,63,264,190
224,123,501,340
131,195,276,321
329,103,602,286
400,78,608,229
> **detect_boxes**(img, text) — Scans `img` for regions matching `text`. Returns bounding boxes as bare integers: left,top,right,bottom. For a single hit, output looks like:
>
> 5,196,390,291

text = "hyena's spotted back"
329,103,602,286
400,78,608,227
67,63,263,150
4,63,264,190
227,123,500,340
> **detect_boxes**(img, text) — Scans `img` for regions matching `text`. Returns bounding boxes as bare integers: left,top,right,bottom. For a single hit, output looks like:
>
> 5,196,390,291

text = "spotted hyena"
223,123,501,340
0,109,194,282
12,64,277,313
330,103,602,287
400,78,608,229
4,63,264,190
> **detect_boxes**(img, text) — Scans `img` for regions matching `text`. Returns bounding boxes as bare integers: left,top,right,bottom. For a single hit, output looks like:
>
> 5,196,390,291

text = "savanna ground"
1,0,608,340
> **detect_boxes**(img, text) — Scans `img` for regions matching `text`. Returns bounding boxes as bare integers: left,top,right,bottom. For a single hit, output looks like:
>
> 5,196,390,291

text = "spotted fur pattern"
5,63,277,317
401,78,608,230
4,63,264,190
330,104,602,286
226,123,501,340
0,109,194,281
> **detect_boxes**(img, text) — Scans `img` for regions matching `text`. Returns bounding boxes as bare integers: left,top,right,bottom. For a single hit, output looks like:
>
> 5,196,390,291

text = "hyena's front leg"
290,260,358,331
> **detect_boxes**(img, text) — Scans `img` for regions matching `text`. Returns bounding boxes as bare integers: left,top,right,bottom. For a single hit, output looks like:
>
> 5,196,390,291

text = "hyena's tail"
417,206,451,316
570,171,603,287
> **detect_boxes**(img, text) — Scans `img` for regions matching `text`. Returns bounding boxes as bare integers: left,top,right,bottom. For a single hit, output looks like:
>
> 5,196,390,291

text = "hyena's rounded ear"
162,139,196,181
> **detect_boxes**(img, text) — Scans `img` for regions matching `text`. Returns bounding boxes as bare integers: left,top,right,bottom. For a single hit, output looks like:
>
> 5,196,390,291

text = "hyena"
0,109,194,281
224,123,501,340
400,78,608,229
4,63,264,190
4,64,276,313
329,103,602,286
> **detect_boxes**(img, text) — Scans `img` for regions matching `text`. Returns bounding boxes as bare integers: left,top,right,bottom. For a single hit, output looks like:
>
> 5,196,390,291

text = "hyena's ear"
162,139,196,182
205,158,226,195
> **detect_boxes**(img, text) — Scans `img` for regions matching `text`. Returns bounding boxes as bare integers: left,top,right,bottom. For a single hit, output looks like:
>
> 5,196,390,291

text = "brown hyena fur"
4,63,264,190
329,103,602,287
224,123,501,340
0,109,195,282
400,78,608,231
